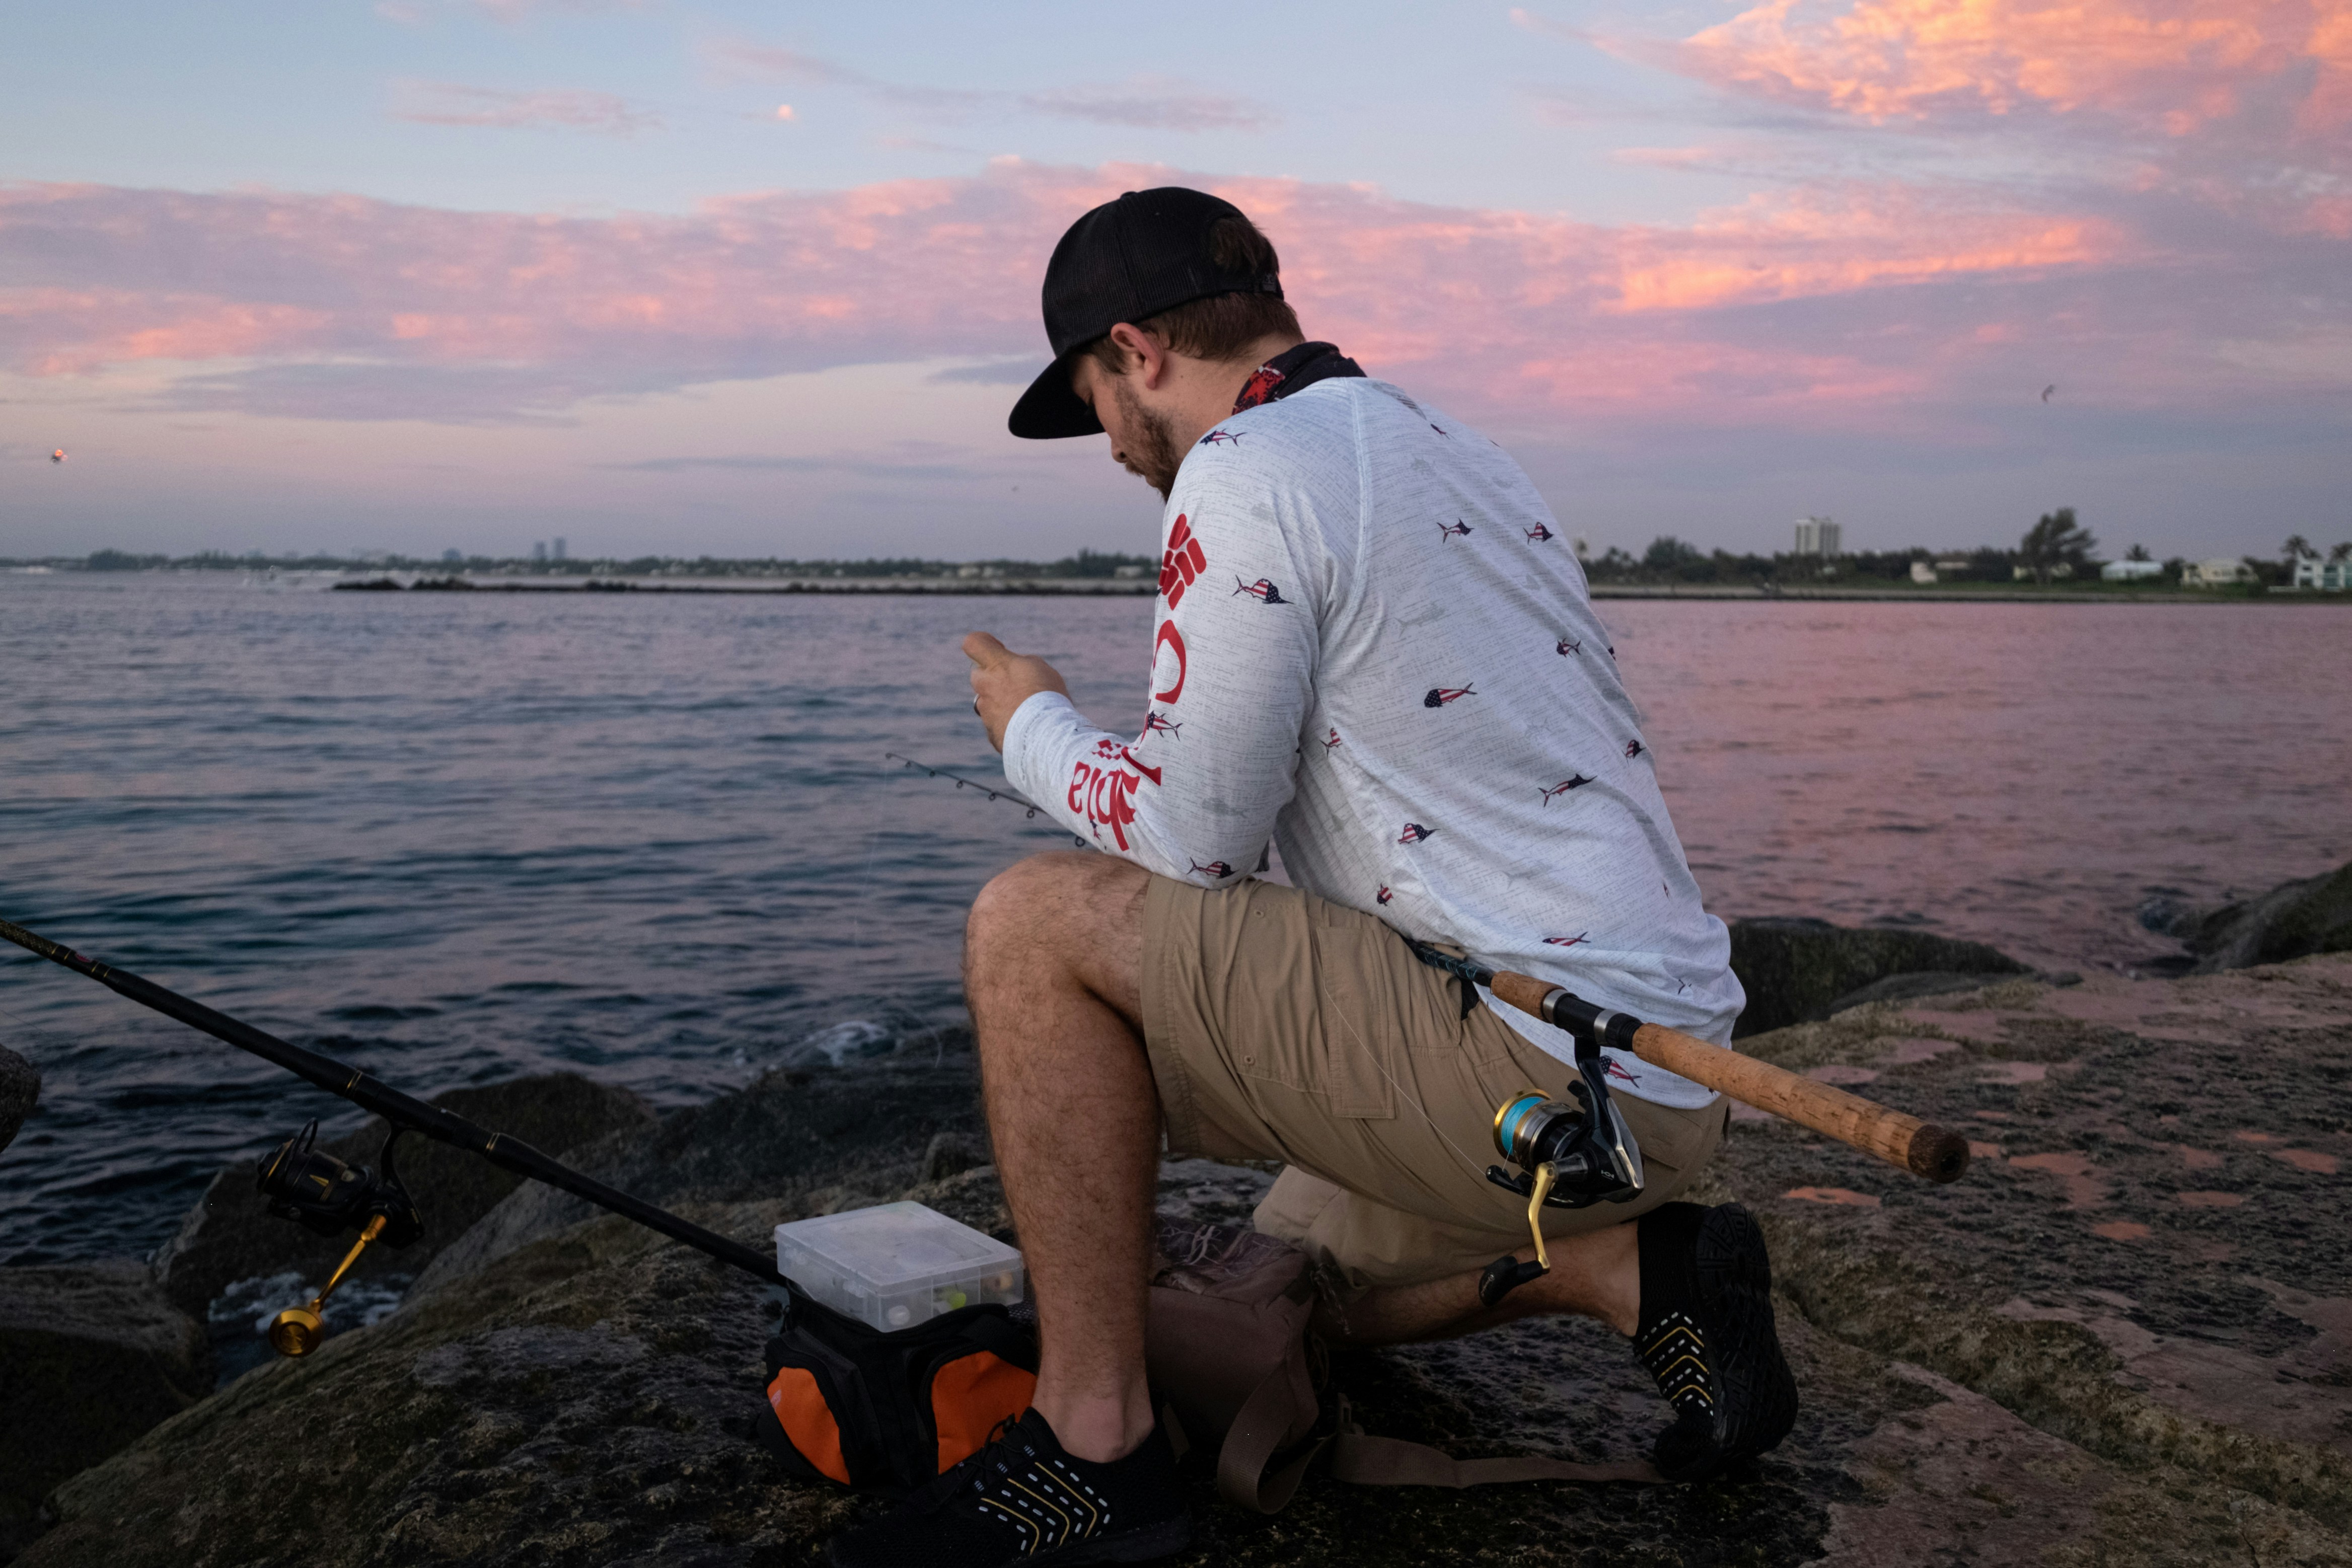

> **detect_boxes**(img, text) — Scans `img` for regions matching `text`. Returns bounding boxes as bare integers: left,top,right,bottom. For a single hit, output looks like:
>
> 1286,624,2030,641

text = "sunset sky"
4,0,2346,562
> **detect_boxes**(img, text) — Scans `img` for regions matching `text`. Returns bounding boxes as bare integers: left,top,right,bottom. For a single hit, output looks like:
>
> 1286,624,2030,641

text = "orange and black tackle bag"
754,1291,1039,1496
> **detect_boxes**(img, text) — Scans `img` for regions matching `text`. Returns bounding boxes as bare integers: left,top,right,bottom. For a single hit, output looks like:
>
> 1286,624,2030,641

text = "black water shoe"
1631,1202,1799,1480
826,1408,1191,1568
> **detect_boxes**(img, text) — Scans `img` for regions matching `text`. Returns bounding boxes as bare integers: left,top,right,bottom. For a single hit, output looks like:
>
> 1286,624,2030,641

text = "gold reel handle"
267,1214,387,1358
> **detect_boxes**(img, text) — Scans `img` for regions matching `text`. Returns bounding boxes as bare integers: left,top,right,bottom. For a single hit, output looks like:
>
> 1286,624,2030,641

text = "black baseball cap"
1008,187,1283,440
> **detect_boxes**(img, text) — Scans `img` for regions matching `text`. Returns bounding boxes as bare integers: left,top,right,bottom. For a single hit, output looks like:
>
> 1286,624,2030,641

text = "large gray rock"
1726,916,2028,1037
152,1072,655,1320
0,1046,37,1156
0,1260,210,1560
408,1032,989,1302
2181,860,2352,973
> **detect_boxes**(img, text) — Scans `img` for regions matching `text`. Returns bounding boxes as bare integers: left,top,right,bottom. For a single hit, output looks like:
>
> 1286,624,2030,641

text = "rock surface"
14,959,2352,1566
0,1260,210,1560
0,1045,37,1156
2180,860,2352,973
1726,917,2029,1036
152,1073,655,1320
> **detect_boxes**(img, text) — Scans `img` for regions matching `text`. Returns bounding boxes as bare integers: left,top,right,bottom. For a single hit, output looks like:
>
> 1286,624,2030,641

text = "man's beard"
1111,378,1184,500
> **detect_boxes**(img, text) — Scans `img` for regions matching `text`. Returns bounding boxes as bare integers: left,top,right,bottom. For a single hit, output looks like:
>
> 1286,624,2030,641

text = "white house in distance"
2102,560,2165,581
1794,516,1842,556
2292,556,2350,590
2180,558,2258,586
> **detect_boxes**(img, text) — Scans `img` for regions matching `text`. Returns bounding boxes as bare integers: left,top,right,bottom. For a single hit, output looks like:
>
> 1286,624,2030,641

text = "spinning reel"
1477,1037,1644,1307
253,1120,425,1356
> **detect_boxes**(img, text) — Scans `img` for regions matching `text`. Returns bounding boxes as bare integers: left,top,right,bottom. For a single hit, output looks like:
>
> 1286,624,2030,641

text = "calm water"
3,572,2346,1266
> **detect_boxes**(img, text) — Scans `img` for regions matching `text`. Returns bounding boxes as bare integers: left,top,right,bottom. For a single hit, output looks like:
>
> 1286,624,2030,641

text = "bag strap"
1325,1396,1663,1487
1214,1350,1330,1514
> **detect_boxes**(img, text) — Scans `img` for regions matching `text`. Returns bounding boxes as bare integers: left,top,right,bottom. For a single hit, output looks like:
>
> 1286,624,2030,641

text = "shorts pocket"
1226,918,1400,1121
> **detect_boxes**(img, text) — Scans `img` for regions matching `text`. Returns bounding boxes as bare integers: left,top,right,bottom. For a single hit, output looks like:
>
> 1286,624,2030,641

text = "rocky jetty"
0,1075,651,1559
10,949,2349,1566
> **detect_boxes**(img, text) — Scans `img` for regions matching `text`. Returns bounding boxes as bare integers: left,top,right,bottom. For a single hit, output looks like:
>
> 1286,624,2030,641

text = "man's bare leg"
1313,1221,1640,1348
964,851,1157,1463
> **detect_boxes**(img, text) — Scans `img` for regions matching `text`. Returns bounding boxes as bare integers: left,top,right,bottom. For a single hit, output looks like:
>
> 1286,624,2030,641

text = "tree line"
1582,510,2350,588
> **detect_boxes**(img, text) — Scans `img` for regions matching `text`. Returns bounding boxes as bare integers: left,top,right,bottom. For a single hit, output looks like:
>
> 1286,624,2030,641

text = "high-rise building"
442,548,462,563
552,537,568,562
1794,516,1842,557
532,541,548,562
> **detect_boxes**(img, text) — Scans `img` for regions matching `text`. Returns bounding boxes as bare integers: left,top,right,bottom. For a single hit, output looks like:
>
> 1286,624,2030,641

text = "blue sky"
4,0,2347,562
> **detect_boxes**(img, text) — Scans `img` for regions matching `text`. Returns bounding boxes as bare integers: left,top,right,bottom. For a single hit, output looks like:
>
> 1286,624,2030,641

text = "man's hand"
964,631,1070,753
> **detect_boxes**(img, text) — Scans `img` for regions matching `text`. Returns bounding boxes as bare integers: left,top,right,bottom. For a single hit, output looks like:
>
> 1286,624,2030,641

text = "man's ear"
1105,323,1168,390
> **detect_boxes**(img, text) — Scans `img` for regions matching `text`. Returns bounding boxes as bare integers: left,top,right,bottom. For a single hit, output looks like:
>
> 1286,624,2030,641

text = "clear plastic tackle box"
773,1201,1025,1331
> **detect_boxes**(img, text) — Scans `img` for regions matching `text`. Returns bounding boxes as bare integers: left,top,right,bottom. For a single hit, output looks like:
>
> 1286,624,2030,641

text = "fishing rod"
884,753,1045,816
0,915,792,1354
885,752,1085,845
1406,941,1970,1184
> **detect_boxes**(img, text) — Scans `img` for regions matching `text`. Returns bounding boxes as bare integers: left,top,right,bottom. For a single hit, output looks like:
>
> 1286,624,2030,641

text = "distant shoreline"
329,576,2333,605
8,568,2340,604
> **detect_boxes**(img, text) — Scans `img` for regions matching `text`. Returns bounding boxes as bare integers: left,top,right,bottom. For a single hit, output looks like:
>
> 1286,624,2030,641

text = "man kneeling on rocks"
828,188,1797,1568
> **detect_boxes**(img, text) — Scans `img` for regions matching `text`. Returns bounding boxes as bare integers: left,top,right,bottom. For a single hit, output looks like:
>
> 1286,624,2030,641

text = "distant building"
1113,564,1148,579
442,548,462,564
552,537,568,562
2102,560,2163,581
1794,516,1842,556
1933,557,1972,577
1909,561,1937,584
2180,558,2256,586
2292,557,2349,590
532,542,548,563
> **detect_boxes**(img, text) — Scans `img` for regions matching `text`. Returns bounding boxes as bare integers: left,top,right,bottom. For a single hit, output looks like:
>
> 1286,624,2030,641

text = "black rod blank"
0,915,789,1291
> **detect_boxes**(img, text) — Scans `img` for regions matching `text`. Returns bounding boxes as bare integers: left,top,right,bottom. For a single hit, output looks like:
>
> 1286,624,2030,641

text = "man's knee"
966,852,1149,999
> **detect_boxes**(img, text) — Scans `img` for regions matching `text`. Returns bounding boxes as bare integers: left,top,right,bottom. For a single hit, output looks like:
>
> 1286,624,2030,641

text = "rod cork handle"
1629,1023,1969,1182
1484,969,1967,1183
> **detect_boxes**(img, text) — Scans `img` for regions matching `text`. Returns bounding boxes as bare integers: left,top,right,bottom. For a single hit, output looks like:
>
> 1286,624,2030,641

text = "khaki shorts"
1141,874,1727,1297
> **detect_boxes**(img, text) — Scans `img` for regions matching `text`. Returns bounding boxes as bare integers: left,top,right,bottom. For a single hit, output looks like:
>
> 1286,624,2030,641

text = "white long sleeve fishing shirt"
1002,375,1741,1106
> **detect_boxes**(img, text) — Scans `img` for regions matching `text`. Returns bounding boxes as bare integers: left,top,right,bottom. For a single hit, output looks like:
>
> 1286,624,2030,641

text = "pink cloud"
0,161,2204,430
1660,0,2331,132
